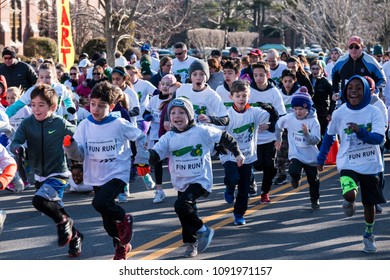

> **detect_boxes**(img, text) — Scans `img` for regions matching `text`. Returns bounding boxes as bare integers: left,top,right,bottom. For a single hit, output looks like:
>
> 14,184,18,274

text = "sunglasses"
70,73,78,76
175,52,184,56
93,72,102,75
3,56,13,60
348,45,360,50
375,55,383,58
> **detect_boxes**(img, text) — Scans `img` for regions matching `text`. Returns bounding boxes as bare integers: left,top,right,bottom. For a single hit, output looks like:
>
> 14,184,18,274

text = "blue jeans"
223,162,253,216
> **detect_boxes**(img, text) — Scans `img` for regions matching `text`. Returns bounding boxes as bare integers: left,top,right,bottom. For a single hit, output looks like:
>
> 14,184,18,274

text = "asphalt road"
1,156,389,261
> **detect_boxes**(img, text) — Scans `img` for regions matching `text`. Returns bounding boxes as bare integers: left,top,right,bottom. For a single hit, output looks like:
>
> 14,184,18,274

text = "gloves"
214,143,228,155
14,146,26,158
63,135,74,147
137,164,151,176
143,114,153,122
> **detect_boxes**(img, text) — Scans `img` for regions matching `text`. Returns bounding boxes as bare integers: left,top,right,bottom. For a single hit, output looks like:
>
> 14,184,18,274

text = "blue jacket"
332,52,386,94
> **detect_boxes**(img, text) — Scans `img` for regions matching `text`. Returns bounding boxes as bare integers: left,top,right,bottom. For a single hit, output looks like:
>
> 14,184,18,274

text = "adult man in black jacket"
0,47,37,91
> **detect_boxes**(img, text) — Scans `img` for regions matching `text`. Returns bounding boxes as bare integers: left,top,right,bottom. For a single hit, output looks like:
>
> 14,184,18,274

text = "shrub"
81,38,106,58
24,37,58,61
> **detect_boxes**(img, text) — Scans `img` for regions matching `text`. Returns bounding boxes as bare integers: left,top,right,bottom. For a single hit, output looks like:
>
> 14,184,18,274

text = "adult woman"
287,56,314,96
150,56,173,88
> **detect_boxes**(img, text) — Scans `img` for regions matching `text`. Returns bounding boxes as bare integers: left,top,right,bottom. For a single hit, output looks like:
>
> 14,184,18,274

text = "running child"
148,96,244,257
317,75,386,253
10,84,83,257
63,81,149,260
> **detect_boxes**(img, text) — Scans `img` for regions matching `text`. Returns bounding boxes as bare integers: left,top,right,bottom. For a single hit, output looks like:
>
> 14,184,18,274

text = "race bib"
293,133,308,147
347,146,377,166
173,157,203,177
87,139,118,160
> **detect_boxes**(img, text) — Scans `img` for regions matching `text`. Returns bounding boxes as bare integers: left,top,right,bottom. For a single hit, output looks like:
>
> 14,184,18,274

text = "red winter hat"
348,36,364,47
248,48,262,56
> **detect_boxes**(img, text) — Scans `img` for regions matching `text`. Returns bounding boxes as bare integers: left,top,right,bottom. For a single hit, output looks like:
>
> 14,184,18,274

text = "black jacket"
310,75,335,117
0,61,37,91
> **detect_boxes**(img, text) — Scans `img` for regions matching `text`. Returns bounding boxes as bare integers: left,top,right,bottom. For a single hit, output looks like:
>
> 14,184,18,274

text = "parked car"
156,48,174,58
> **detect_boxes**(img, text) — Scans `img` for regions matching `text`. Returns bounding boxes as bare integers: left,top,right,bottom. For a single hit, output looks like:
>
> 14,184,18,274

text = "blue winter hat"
291,86,313,110
141,44,151,52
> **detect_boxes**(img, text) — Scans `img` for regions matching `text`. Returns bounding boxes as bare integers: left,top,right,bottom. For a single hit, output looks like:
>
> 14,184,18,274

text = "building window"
38,0,50,37
10,0,22,42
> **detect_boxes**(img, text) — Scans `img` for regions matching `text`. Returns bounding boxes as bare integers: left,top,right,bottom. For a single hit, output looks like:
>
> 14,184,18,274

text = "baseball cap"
229,46,239,53
248,48,262,56
373,45,383,55
210,49,222,57
77,58,91,68
348,36,364,47
140,43,151,52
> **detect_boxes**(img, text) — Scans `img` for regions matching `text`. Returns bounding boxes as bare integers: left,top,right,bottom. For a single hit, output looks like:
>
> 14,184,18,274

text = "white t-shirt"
9,105,31,131
132,79,157,121
68,177,93,192
172,56,198,83
328,104,385,174
176,84,227,124
216,84,234,109
152,125,222,193
270,63,287,85
123,85,140,126
73,116,144,185
325,61,336,81
249,85,286,144
145,95,165,141
276,112,321,165
382,61,390,106
220,106,269,164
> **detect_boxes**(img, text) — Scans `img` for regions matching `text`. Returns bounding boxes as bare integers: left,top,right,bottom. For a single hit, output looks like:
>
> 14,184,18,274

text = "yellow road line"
127,166,338,260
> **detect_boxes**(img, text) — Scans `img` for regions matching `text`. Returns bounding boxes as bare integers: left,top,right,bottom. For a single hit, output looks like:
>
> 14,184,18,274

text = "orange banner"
57,0,75,71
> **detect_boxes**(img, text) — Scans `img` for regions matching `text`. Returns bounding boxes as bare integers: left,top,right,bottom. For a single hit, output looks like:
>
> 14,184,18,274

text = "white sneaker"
153,189,166,203
0,210,7,234
342,200,356,217
363,236,377,253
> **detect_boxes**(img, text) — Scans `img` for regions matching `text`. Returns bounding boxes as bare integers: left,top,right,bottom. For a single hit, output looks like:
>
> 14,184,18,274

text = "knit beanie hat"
291,86,313,110
189,60,210,81
2,47,16,58
168,96,194,122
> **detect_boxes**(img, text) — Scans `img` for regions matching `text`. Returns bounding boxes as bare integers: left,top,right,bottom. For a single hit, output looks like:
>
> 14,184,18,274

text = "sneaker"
224,190,234,204
274,174,287,185
5,183,16,192
118,193,128,203
153,189,166,203
113,243,131,260
14,179,24,192
233,214,246,225
249,181,257,197
0,210,6,234
291,178,300,189
116,214,133,245
363,236,377,253
375,204,383,214
184,242,198,258
143,174,156,190
197,226,214,252
68,231,84,257
342,200,356,217
260,192,271,204
23,181,31,189
311,200,320,210
57,216,74,247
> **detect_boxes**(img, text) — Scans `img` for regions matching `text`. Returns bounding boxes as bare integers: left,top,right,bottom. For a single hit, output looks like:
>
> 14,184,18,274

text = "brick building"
0,0,101,55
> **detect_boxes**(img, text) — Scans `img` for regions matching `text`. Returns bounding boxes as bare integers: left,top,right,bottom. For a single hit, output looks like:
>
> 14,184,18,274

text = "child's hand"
259,123,269,132
302,123,308,135
235,154,245,167
63,135,74,147
137,164,151,176
274,141,282,151
198,114,210,123
317,164,324,172
347,122,359,133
